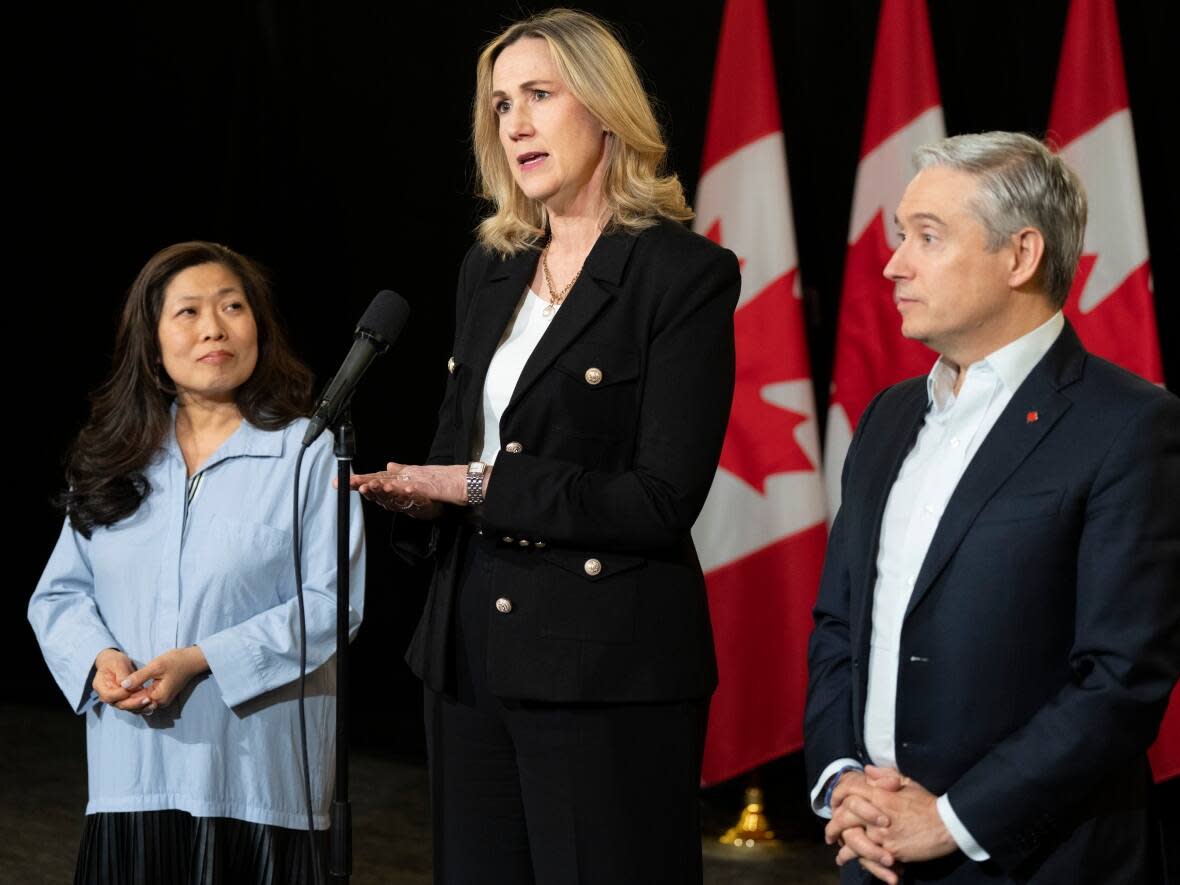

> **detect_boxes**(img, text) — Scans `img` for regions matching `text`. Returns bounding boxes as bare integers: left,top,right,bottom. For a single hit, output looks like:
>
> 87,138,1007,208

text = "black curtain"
9,1,1173,761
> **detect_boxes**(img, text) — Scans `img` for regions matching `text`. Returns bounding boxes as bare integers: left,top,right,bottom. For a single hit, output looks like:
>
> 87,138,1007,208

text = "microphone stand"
329,412,355,884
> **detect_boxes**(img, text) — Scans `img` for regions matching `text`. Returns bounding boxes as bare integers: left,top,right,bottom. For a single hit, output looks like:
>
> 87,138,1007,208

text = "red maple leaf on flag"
705,221,813,493
1063,255,1162,382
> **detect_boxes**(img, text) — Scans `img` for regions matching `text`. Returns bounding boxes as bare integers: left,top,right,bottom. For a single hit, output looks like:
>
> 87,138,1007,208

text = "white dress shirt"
812,312,1065,862
474,288,560,463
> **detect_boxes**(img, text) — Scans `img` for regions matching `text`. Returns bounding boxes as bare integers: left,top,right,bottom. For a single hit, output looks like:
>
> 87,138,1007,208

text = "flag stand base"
716,786,783,853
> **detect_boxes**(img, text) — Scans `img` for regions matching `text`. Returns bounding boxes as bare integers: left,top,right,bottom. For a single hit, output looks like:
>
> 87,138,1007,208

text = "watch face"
468,461,485,474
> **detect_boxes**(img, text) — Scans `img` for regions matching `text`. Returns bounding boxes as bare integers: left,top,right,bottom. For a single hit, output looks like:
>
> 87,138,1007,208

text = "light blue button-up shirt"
29,415,365,829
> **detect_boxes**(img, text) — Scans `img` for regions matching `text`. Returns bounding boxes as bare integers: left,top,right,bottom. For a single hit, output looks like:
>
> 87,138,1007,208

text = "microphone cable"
291,444,325,885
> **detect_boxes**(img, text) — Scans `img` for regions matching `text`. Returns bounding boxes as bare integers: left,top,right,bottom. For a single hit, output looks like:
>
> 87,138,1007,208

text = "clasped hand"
348,462,475,518
93,646,209,716
824,765,956,883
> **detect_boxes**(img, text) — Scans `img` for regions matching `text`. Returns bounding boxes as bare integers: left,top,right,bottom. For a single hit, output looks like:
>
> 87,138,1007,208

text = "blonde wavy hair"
473,8,692,255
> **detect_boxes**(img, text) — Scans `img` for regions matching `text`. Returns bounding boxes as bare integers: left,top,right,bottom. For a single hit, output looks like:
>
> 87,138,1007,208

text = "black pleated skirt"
74,811,326,885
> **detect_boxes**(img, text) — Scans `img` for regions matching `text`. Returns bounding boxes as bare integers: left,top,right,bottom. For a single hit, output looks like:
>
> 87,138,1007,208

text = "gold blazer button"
447,357,456,375
584,367,603,385
583,558,602,577
495,597,513,614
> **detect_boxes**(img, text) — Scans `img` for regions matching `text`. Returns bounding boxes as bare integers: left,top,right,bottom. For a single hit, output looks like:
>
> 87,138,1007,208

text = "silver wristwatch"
466,461,487,507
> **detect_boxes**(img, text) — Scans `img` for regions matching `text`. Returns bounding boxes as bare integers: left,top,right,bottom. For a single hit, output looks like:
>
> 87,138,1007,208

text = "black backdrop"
10,1,1174,766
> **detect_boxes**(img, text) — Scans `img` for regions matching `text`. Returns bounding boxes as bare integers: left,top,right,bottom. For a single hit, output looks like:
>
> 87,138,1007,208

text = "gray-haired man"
805,132,1180,884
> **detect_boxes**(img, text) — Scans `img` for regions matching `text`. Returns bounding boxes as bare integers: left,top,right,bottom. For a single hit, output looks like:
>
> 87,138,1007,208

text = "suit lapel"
500,228,638,423
454,250,538,458
853,381,929,651
904,324,1086,618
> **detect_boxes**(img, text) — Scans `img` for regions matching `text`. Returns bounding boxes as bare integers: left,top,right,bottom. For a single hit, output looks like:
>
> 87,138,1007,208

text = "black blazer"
401,218,740,704
804,324,1180,883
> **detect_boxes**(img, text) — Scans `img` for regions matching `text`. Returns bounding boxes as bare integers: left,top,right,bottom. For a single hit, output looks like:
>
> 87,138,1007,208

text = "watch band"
466,461,487,507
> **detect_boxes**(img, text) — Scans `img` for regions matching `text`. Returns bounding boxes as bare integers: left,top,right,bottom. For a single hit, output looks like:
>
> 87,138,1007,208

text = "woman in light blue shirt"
29,241,364,885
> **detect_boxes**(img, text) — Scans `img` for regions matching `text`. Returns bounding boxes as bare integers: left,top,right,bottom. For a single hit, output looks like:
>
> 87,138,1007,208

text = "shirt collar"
925,311,1064,407
163,403,286,469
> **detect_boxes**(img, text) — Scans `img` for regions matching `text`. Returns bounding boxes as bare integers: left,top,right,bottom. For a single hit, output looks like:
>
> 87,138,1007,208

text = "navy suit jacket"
805,324,1180,883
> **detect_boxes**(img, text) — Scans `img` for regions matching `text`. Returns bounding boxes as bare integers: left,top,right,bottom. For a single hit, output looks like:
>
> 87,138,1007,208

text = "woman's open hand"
349,462,477,518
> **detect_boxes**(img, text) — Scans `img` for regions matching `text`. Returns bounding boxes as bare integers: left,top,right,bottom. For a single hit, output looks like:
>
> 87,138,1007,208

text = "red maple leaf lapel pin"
1026,410,1039,424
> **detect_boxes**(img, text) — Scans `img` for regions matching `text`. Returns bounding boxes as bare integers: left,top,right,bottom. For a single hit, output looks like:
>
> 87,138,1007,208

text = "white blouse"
473,288,560,463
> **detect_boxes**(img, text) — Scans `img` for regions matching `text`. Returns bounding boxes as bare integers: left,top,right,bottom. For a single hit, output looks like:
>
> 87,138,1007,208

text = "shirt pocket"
534,547,646,644
190,517,293,624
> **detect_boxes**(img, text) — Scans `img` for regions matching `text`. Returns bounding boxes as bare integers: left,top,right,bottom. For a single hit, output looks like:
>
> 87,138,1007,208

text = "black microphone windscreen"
357,290,410,345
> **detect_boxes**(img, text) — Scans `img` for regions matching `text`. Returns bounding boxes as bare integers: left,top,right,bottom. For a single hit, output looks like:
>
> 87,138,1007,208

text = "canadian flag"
1047,0,1173,782
691,0,827,785
1049,0,1162,386
823,0,946,516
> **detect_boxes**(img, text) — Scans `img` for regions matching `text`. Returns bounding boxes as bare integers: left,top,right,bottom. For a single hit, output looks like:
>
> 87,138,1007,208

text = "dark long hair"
63,241,315,536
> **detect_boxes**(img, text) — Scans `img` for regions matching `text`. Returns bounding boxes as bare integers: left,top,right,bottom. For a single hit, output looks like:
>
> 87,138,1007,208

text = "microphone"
302,290,410,446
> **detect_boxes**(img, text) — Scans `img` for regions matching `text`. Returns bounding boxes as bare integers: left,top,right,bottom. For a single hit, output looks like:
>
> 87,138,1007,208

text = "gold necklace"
540,242,582,318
